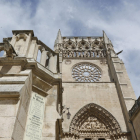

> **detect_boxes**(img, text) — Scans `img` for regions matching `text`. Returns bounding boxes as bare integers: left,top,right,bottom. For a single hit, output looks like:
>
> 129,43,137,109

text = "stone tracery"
72,63,101,82
55,37,107,58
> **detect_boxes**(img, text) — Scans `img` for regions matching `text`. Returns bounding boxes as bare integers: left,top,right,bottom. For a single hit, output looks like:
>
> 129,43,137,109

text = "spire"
103,30,110,44
55,29,63,44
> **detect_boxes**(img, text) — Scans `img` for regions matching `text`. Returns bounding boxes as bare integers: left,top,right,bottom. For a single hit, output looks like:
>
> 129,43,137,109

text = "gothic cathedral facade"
0,30,139,140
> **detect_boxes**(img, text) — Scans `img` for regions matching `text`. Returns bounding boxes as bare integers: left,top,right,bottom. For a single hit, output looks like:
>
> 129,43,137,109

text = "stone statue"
0,39,18,58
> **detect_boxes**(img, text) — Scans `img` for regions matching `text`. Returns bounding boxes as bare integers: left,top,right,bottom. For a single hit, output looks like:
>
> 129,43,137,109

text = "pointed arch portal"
65,103,130,140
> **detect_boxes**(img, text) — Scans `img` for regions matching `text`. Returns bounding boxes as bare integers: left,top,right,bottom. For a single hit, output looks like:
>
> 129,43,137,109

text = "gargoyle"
0,39,18,58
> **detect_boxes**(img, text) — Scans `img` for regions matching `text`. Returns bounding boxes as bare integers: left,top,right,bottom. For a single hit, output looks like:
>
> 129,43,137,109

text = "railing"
33,40,59,73
129,96,140,118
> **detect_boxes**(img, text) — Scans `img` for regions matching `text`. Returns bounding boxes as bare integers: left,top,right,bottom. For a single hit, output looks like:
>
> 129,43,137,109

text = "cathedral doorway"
69,103,122,140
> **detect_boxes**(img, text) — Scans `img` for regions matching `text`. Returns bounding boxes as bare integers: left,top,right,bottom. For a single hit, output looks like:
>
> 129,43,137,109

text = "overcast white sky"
0,0,140,98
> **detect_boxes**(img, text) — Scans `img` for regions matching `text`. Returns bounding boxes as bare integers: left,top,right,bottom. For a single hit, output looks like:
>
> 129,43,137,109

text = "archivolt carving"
72,63,101,82
69,103,122,139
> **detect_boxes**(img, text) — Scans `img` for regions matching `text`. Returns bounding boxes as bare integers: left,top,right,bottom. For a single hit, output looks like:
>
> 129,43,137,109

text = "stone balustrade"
3,30,59,73
35,41,58,73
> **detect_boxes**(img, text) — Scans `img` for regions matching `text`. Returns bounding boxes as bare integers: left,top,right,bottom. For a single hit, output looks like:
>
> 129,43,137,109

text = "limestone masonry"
0,30,139,140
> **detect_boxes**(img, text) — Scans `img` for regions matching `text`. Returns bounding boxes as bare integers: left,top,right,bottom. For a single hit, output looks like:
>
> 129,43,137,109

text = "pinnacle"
55,29,62,44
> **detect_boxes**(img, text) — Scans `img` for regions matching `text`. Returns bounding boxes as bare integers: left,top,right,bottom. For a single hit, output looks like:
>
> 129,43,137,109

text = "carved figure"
0,39,17,58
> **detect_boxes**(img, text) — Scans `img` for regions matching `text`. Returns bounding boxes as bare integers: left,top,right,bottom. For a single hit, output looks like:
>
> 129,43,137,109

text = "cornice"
12,30,34,36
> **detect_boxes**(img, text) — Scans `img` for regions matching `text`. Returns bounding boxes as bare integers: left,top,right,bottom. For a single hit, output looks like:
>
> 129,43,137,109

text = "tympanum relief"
79,117,109,138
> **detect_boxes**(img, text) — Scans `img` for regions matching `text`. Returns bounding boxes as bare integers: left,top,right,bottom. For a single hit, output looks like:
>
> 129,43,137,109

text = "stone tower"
54,30,137,140
0,30,138,140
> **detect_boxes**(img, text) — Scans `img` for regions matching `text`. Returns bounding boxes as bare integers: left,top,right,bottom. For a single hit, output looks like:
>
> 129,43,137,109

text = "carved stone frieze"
62,132,79,140
54,37,107,58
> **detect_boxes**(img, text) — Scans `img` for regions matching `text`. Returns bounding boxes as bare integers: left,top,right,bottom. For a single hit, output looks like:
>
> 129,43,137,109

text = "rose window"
72,63,101,82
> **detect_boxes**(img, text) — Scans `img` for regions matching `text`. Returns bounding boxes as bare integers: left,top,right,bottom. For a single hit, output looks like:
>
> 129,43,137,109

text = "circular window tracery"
72,63,101,82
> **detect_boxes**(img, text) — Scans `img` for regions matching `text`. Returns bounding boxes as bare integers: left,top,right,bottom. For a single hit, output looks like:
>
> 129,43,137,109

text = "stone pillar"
48,54,57,73
40,49,47,67
34,45,40,61
27,40,37,58
24,33,32,56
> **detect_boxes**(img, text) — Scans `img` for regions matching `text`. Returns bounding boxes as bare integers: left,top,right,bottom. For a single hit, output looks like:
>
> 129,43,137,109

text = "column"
40,49,47,67
27,40,37,58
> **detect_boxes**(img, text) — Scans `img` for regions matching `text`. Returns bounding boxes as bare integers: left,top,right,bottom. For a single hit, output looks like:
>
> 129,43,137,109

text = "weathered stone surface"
42,122,55,137
0,66,21,74
0,117,16,137
133,111,140,139
12,119,24,140
0,76,27,83
0,99,19,116
17,105,27,129
0,84,24,92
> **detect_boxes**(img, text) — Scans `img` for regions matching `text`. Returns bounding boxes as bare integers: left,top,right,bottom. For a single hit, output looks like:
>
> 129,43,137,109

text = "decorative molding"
54,37,107,58
32,85,48,97
62,132,79,140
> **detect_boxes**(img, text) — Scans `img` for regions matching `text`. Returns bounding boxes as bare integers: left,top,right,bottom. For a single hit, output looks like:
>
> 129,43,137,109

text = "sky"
0,0,140,98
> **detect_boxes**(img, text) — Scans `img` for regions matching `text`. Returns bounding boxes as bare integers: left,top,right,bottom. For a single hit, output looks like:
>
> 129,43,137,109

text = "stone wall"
0,67,32,140
133,111,140,140
129,96,140,140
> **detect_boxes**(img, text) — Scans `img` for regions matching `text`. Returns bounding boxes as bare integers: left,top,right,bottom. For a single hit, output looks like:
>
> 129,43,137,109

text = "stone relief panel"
63,103,130,140
72,63,101,82
79,117,109,138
